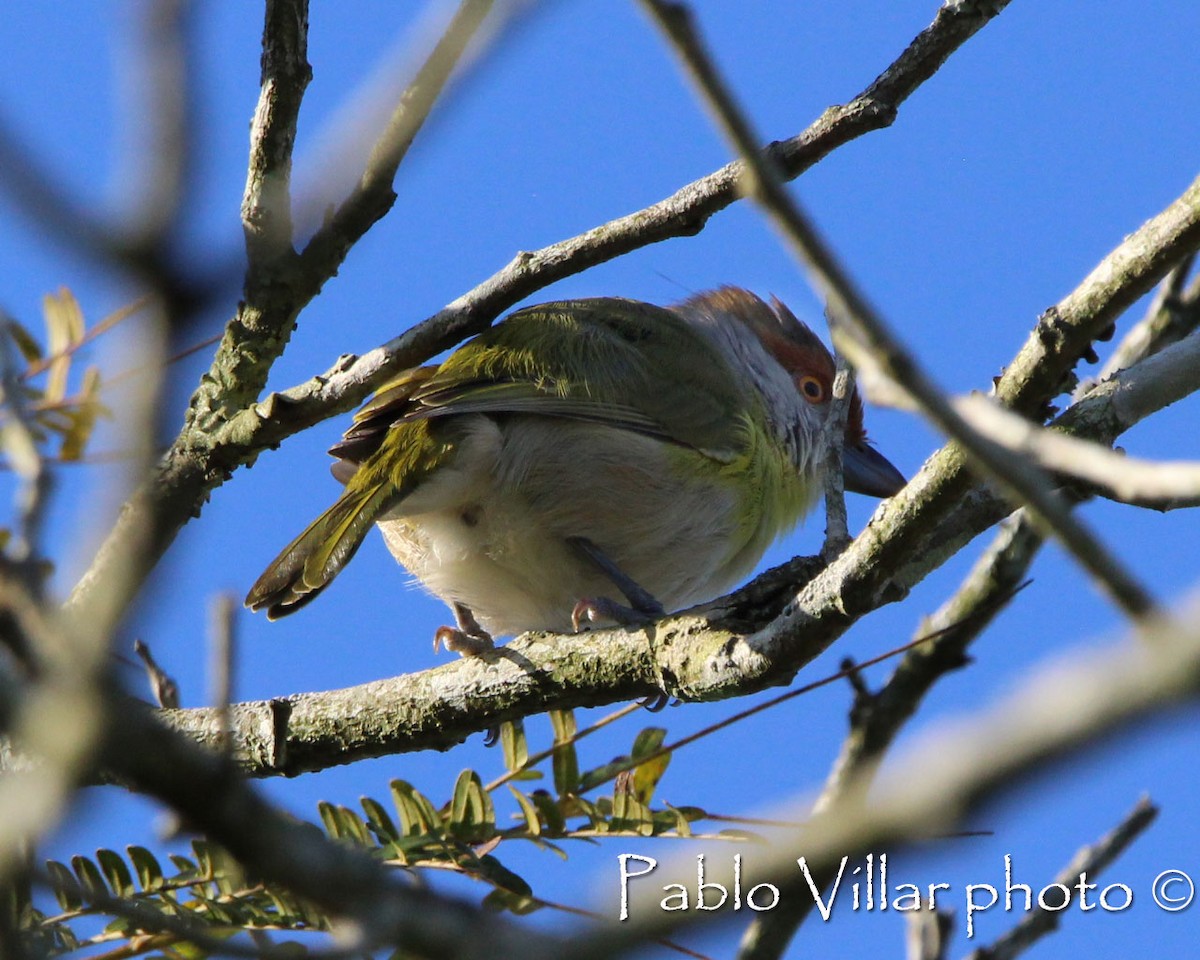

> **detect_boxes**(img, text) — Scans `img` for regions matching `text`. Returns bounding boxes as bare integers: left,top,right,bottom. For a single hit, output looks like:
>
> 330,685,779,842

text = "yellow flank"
673,407,816,580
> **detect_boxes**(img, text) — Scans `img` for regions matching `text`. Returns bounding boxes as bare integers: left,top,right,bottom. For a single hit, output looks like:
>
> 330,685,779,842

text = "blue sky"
2,2,1199,958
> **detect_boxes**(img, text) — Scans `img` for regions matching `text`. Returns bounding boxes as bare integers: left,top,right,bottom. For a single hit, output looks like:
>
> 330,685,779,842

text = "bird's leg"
567,536,672,711
567,536,665,630
434,602,495,657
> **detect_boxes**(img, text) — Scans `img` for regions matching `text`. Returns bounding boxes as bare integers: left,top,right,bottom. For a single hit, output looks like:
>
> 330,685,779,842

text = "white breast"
376,413,754,635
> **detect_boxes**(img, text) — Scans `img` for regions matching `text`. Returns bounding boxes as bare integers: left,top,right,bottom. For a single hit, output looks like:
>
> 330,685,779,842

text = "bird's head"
680,286,905,499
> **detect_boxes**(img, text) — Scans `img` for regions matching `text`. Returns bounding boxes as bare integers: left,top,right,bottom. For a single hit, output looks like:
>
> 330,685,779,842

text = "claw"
434,602,494,656
567,537,665,631
433,626,494,656
572,595,657,632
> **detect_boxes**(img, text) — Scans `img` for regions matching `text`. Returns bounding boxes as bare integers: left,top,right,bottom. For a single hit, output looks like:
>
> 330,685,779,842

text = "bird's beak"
842,440,906,499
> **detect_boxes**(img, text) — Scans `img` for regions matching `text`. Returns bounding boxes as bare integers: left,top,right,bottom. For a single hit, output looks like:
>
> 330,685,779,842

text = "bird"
245,287,904,652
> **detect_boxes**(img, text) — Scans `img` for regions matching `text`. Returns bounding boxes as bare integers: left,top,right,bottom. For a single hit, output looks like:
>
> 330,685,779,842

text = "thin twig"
486,703,641,793
41,874,359,960
133,638,181,709
209,593,238,751
561,628,979,801
20,296,152,381
740,516,1037,960
819,353,853,558
303,0,494,255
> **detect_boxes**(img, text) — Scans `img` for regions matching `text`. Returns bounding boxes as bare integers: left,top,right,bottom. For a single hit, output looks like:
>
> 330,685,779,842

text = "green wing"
333,298,749,466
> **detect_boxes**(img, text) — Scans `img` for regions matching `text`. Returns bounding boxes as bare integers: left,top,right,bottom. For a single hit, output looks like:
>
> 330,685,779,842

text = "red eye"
799,375,825,402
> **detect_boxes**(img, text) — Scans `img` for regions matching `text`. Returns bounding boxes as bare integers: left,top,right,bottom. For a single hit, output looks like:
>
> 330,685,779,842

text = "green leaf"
190,839,215,878
475,854,532,898
507,785,542,837
59,366,106,461
660,803,694,837
577,757,633,794
570,795,607,832
449,769,496,840
631,726,667,758
167,854,199,879
45,861,82,911
323,805,372,846
7,318,42,363
450,769,474,827
548,709,576,742
317,801,340,837
631,754,670,806
390,779,440,837
482,887,541,915
126,845,164,892
529,790,567,835
498,719,528,773
42,288,83,404
71,856,108,901
548,710,579,796
95,849,135,898
610,790,654,837
361,796,400,843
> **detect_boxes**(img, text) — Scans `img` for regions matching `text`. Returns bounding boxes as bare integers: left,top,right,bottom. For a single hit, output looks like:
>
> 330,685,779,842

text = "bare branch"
819,512,1041,807
296,0,496,278
214,0,1021,457
241,0,311,266
1083,253,1199,393
956,385,1200,511
64,1,499,628
1060,321,1200,444
740,511,1040,960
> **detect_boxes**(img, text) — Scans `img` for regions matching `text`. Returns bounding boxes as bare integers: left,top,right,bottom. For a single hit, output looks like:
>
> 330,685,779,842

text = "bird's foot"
433,627,494,656
433,602,494,657
567,536,665,631
571,595,662,632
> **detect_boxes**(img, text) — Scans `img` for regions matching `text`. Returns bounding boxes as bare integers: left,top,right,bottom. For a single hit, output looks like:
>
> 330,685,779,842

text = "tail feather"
245,482,395,620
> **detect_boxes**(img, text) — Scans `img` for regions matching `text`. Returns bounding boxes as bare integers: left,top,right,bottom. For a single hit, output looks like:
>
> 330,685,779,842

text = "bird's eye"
799,375,825,402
